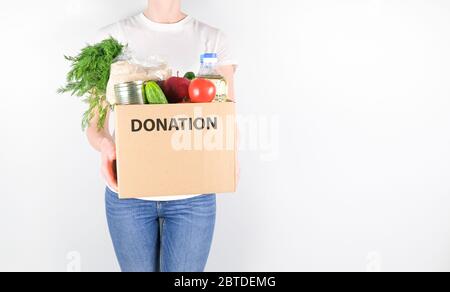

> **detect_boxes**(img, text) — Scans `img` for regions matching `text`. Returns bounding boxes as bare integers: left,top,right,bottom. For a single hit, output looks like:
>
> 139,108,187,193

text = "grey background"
0,0,450,271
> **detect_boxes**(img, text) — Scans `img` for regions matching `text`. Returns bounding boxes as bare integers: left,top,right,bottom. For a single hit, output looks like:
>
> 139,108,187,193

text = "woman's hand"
86,105,118,191
100,138,118,192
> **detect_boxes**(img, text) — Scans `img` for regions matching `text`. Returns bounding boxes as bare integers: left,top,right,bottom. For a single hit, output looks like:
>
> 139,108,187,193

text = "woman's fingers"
102,157,118,192
108,146,116,161
100,138,118,191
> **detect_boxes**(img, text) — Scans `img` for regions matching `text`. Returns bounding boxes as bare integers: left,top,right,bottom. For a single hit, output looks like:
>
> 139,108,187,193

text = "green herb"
58,37,125,131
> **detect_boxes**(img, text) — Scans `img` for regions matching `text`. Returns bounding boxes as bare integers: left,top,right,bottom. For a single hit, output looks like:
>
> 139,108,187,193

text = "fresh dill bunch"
58,37,125,131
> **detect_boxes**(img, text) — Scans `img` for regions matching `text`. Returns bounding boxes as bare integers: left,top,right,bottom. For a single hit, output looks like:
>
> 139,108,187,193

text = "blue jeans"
105,187,216,272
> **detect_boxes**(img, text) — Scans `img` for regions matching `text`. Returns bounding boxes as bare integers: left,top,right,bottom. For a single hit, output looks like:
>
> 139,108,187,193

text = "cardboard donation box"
115,102,237,199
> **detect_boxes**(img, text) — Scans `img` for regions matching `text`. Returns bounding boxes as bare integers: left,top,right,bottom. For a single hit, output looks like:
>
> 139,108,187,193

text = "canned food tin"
114,81,146,105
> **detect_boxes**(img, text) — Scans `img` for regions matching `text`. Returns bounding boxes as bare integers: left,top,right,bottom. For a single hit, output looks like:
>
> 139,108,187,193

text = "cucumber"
144,81,168,104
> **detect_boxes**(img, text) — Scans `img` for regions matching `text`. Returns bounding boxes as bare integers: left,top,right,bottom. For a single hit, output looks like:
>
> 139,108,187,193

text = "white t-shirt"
95,13,237,201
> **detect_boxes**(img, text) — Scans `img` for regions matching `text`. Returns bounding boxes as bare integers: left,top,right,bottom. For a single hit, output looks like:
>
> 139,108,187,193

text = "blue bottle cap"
202,53,218,59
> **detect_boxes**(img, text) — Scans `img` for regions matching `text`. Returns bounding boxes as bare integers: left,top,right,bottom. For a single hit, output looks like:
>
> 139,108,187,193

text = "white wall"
1,0,450,272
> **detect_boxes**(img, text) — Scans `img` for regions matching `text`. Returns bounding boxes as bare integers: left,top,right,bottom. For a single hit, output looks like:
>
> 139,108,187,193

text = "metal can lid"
115,81,145,86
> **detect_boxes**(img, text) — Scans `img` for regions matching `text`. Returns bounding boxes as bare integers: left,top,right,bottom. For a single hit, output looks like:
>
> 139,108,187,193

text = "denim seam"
159,218,165,272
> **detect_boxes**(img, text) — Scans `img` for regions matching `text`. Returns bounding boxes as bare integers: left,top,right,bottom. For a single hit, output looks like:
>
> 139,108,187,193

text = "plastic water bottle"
198,53,228,102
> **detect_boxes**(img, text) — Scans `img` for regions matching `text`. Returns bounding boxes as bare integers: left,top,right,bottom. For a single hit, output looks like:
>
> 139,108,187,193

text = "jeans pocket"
188,194,217,214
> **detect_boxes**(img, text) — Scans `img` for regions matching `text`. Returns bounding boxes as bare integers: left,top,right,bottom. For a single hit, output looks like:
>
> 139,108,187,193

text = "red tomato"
188,78,216,103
